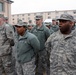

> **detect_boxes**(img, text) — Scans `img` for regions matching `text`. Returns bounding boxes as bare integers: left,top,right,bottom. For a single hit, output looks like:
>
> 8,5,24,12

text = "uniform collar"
36,24,44,30
59,29,75,39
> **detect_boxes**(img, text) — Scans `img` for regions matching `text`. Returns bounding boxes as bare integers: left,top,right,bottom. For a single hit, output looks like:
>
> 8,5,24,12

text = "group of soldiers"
0,13,76,75
27,18,59,34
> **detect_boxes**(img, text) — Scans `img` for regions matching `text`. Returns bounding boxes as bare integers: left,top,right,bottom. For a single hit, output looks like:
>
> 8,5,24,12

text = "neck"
20,32,25,36
20,30,27,36
61,30,71,35
37,23,42,27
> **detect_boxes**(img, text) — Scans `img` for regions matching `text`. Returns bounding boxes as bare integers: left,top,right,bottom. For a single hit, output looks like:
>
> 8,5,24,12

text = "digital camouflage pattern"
0,23,15,75
16,58,35,75
45,29,76,75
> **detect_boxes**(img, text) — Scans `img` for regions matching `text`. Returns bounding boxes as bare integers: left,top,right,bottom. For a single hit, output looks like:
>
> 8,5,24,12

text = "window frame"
0,2,4,12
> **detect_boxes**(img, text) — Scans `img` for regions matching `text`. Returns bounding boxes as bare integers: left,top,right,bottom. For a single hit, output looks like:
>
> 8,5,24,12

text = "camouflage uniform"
0,23,15,75
7,24,17,75
45,29,76,75
16,58,35,75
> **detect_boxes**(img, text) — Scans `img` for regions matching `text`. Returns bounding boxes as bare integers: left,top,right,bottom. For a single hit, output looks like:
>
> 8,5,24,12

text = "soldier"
27,20,34,32
4,17,15,33
31,14,50,75
4,17,17,75
45,23,51,29
14,22,40,75
27,24,33,32
45,13,76,75
0,14,15,75
50,18,59,34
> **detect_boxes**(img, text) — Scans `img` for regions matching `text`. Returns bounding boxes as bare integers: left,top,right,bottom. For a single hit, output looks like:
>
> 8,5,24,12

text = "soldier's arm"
45,41,51,54
45,27,50,39
5,25,14,46
30,36,40,55
45,36,51,53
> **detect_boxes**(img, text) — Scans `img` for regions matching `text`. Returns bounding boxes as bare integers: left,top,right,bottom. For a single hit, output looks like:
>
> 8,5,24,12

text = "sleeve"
5,24,14,46
45,42,51,53
30,36,40,54
45,27,50,39
5,24,14,39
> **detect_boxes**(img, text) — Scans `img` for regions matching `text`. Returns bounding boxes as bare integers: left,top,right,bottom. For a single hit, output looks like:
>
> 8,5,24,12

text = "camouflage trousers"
0,55,16,75
15,58,36,75
50,70,76,75
35,50,50,75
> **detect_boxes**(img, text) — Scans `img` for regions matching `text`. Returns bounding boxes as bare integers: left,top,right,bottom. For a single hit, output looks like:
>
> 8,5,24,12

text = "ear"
70,21,74,27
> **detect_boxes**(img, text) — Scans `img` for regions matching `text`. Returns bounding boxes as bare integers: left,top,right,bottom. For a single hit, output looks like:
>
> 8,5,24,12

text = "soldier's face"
59,20,73,34
52,20,56,25
28,25,33,30
36,19,42,25
16,26,26,36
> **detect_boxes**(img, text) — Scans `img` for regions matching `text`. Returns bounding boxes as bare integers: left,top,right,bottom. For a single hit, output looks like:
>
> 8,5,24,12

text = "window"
22,18,24,20
28,14,30,16
22,14,24,16
48,16,51,19
73,11,76,14
13,18,14,20
34,13,36,16
48,12,50,15
64,11,67,14
0,2,4,12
